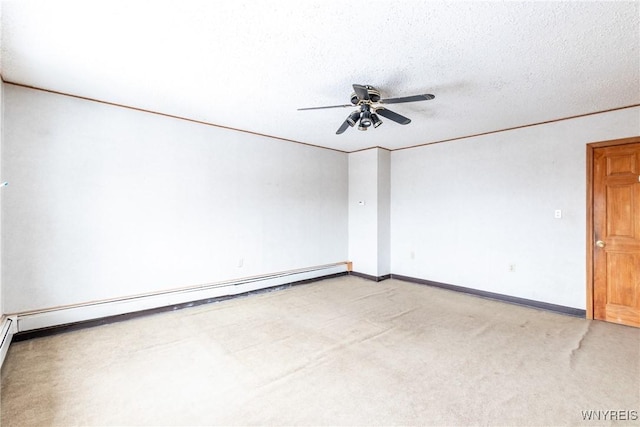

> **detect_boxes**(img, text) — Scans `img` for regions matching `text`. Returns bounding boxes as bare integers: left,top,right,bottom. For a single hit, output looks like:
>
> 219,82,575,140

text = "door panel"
592,141,640,327
607,185,634,237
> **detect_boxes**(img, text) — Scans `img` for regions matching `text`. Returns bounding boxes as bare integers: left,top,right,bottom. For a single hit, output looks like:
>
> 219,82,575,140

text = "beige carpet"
1,276,639,426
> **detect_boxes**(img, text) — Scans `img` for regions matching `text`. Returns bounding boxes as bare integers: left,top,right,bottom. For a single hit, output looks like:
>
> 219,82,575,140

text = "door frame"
586,136,640,319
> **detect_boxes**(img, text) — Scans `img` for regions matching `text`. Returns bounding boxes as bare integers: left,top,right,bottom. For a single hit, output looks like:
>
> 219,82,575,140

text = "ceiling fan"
298,84,435,134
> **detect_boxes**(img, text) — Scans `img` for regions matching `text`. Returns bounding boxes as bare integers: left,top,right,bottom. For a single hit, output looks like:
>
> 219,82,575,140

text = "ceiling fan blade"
352,84,370,101
379,94,435,104
298,104,352,111
375,108,411,125
336,119,351,134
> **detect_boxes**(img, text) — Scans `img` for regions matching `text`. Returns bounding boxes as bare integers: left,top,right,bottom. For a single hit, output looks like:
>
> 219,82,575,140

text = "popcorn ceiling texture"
1,1,638,152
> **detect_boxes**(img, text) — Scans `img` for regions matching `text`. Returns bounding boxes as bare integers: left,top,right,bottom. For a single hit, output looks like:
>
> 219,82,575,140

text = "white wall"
3,82,637,316
377,149,390,276
0,80,3,316
348,148,390,277
2,85,348,313
348,149,379,276
391,107,640,309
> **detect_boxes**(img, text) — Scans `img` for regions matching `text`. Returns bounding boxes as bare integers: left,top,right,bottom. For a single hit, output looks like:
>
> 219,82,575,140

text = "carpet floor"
1,275,639,426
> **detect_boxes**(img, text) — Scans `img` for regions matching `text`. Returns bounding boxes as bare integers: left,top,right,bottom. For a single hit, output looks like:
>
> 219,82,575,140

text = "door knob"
596,240,606,248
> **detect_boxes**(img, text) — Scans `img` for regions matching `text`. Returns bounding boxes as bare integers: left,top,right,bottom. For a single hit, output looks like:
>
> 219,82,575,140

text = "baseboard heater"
0,316,18,366
13,262,349,334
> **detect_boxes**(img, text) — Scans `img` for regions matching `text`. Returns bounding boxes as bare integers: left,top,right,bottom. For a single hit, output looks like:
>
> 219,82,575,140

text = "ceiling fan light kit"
360,106,373,128
347,111,361,127
371,113,382,128
298,84,435,135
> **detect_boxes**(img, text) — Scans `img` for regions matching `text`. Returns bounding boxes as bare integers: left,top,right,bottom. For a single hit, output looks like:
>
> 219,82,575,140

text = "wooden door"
591,138,640,327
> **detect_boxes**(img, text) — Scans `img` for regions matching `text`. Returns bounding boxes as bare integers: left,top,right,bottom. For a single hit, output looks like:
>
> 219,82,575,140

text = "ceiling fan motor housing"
350,86,381,105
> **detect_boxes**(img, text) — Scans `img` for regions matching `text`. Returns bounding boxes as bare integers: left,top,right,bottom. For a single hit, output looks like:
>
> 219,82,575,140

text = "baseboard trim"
349,271,391,282
391,274,586,317
8,269,587,343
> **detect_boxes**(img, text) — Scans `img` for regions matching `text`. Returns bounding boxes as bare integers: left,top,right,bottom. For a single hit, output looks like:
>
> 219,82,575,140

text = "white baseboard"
15,263,347,333
1,316,18,367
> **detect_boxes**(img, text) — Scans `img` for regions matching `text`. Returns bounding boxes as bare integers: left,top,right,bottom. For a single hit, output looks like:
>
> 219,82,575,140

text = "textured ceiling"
1,1,639,152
